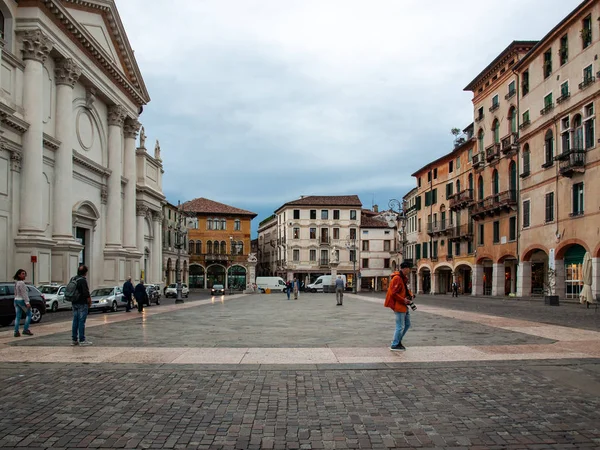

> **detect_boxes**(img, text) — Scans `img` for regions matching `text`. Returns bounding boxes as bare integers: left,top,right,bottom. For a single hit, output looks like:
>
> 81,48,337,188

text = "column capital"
54,57,82,87
10,150,22,172
100,185,108,204
123,118,142,139
107,104,127,127
19,29,54,63
152,210,164,222
136,203,149,216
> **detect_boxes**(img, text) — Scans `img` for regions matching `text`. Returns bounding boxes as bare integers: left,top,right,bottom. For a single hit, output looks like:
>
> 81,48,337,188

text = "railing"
472,190,517,217
540,103,554,115
579,76,595,90
427,220,452,235
449,189,473,210
501,133,518,154
320,236,331,244
489,103,499,113
475,114,485,123
201,254,230,262
556,92,570,104
519,119,531,129
319,259,330,267
472,152,484,168
448,223,474,241
558,150,586,177
505,89,516,100
485,143,500,162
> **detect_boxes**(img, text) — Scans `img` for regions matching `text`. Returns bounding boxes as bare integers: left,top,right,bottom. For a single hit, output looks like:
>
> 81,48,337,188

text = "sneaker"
22,330,33,336
390,343,406,352
14,331,20,337
79,340,93,346
71,340,79,346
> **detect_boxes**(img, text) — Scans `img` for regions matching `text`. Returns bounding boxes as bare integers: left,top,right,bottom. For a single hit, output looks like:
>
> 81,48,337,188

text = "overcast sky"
117,0,579,235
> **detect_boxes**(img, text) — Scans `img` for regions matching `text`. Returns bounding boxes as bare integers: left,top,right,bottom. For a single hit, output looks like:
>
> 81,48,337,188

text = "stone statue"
248,253,258,263
154,139,161,161
331,246,339,263
139,126,146,148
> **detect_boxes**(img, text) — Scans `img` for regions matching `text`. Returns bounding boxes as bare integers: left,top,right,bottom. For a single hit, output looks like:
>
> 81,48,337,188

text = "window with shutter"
523,201,531,227
416,196,422,210
545,192,554,222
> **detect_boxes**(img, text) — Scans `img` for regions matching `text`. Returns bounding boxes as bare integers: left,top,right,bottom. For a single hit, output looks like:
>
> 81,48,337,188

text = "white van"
256,276,287,293
307,275,346,292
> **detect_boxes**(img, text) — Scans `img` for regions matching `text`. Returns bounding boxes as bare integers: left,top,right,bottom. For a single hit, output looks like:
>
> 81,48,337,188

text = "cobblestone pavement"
0,293,599,449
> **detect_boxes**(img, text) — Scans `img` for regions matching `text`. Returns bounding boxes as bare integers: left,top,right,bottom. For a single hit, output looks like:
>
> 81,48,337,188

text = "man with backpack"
65,265,92,346
384,262,414,351
122,276,134,312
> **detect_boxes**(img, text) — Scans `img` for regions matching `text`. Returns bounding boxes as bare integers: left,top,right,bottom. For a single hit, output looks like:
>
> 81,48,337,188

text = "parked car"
89,286,126,313
211,284,225,296
0,283,46,326
151,284,161,299
164,283,189,298
38,284,69,312
145,285,160,305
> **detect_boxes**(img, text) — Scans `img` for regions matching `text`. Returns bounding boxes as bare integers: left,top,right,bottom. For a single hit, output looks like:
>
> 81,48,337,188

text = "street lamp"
388,198,408,268
344,234,357,293
174,201,191,304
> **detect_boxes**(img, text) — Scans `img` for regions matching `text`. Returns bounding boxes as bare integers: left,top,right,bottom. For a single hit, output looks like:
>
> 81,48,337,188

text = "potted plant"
544,267,560,306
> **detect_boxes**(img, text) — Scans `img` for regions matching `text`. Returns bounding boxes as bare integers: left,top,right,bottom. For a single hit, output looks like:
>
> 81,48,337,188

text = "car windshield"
168,284,177,288
91,288,113,296
39,286,60,294
213,285,224,289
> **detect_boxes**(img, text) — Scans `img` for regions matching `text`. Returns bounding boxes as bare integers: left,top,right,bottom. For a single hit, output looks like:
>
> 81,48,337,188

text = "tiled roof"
181,197,257,217
279,195,362,210
360,214,392,229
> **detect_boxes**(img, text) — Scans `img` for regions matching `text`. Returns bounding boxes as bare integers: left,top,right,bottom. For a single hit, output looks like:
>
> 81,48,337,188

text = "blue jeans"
286,288,291,300
391,311,411,347
72,303,89,342
14,300,32,333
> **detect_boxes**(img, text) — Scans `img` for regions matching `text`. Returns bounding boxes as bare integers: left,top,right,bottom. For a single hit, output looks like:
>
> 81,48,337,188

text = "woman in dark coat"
134,280,148,313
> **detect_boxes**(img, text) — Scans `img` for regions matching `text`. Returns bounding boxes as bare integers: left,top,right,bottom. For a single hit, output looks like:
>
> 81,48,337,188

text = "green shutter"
416,245,421,260
416,196,422,210
433,189,438,204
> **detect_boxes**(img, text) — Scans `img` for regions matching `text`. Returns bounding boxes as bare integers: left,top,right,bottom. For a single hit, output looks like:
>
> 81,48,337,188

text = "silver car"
39,284,69,312
89,286,126,313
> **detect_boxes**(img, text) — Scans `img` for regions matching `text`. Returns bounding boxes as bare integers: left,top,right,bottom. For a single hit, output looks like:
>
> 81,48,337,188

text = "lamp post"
388,199,408,268
344,235,357,293
174,201,189,304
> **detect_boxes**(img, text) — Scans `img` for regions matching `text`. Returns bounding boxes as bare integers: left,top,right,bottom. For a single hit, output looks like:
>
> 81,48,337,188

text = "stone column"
135,204,148,281
430,271,438,294
18,30,53,235
416,271,421,294
152,211,163,283
52,58,81,240
517,261,532,297
123,119,141,249
105,105,126,247
510,263,517,294
555,260,565,299
592,258,599,302
491,263,504,296
472,264,483,296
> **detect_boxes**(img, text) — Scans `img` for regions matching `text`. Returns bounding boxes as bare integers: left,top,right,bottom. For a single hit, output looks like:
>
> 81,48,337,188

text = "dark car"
211,284,225,296
145,285,160,306
0,282,47,327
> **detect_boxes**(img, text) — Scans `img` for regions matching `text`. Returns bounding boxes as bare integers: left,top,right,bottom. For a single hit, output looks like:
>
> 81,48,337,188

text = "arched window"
234,219,241,231
456,179,461,194
478,175,484,200
478,129,484,152
544,129,554,165
207,240,213,254
523,143,531,175
492,169,499,196
220,241,227,254
508,107,516,134
468,173,474,193
189,240,194,254
196,241,202,255
509,161,517,199
493,119,500,144
238,241,244,255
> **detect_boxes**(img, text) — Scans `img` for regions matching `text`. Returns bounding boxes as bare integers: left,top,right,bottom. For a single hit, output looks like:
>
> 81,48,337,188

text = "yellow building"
181,198,257,290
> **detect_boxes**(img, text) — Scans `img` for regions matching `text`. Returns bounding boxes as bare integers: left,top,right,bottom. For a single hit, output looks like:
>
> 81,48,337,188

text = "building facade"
182,198,257,290
0,0,168,289
162,201,189,288
359,210,396,291
257,215,277,276
402,187,419,289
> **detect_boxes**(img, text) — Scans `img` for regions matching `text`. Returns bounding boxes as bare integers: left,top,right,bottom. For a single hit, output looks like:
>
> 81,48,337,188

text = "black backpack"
64,276,81,302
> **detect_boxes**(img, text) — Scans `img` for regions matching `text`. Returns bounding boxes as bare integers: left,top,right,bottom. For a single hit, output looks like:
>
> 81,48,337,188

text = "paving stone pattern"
11,294,553,348
1,363,599,449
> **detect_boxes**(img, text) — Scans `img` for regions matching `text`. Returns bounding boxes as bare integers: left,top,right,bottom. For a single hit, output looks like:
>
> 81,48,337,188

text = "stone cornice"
37,0,150,106
0,104,30,134
136,184,166,202
136,148,163,169
1,48,26,70
43,133,61,150
73,150,111,177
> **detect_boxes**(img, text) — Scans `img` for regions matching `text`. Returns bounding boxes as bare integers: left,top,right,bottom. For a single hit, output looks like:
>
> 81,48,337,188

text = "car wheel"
30,307,42,324
156,299,160,305
185,293,189,298
111,301,118,312
51,301,58,312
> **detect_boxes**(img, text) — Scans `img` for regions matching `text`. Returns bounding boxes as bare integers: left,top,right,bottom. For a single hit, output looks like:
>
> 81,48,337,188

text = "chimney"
373,204,378,213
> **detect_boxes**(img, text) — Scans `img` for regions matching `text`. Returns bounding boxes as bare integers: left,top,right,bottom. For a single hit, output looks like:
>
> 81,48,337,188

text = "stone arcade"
0,0,164,287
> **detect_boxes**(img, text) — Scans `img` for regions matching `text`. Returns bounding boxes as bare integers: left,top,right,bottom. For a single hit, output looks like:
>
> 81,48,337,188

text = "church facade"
0,0,164,288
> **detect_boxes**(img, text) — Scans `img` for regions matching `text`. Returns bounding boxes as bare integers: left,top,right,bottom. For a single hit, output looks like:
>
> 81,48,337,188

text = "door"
58,286,67,308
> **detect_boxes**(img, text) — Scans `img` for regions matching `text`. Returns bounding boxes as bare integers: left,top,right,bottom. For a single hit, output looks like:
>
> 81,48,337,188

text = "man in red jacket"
385,262,414,351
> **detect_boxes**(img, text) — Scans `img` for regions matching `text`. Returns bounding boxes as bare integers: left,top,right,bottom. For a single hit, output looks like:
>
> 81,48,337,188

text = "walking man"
451,281,459,297
286,280,291,300
335,275,344,306
384,262,414,351
123,276,134,312
134,279,148,313
69,265,92,346
293,277,299,300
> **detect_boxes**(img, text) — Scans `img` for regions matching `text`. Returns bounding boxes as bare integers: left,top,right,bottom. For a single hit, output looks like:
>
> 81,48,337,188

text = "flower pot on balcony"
544,295,559,306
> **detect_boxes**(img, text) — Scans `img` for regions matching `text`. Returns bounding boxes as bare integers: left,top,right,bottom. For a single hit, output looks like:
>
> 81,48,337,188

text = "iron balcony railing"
505,89,516,100
540,103,555,115
558,150,586,177
556,92,571,104
472,190,517,217
501,133,518,154
472,152,484,168
519,119,531,129
448,223,474,241
449,189,473,210
579,75,595,90
427,220,452,236
489,103,499,113
485,143,500,162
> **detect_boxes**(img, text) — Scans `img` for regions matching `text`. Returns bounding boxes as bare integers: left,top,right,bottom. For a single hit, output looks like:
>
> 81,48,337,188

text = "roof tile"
181,197,257,217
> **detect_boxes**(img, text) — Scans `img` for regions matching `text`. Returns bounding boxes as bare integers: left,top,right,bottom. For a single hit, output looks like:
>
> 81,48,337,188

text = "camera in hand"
408,301,417,311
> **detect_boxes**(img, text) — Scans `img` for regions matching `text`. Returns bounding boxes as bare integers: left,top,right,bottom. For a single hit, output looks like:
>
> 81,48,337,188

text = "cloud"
116,0,581,233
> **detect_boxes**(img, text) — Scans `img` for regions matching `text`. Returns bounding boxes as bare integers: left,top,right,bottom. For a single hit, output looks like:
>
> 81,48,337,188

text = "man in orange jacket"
384,262,414,351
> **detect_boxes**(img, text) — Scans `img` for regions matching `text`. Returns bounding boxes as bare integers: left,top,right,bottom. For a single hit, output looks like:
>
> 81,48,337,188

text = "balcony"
427,220,452,236
475,114,485,123
201,254,230,263
505,89,516,100
448,224,474,242
540,103,554,115
449,189,473,210
485,143,500,162
489,103,499,113
501,133,518,154
556,92,570,104
320,236,331,245
472,152,484,169
558,150,586,177
579,76,595,90
519,119,531,130
319,259,330,267
471,190,517,219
